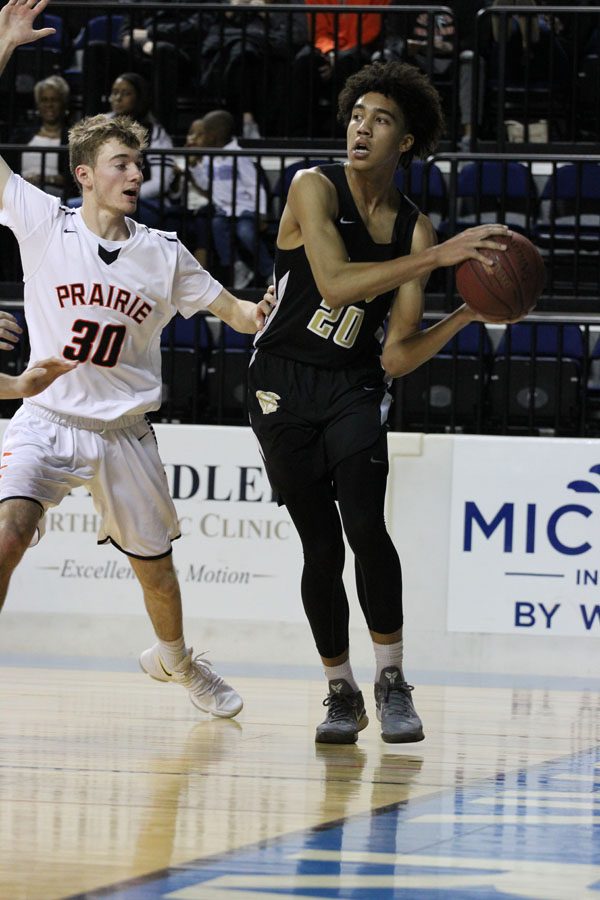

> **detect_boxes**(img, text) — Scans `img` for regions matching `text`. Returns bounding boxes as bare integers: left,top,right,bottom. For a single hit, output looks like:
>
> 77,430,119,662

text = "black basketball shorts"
248,351,391,498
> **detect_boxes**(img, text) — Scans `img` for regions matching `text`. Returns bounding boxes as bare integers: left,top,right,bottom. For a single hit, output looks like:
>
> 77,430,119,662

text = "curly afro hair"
337,61,445,168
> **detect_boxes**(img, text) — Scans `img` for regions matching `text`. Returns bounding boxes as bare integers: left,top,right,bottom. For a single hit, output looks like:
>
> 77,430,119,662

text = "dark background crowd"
1,0,600,436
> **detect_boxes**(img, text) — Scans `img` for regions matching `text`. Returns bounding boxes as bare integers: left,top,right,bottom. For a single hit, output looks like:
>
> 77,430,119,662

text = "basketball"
455,232,545,320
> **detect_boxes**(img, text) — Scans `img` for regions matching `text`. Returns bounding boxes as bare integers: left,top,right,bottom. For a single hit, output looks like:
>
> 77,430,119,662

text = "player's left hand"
463,304,527,326
254,284,276,329
16,358,77,397
0,310,23,350
0,0,57,48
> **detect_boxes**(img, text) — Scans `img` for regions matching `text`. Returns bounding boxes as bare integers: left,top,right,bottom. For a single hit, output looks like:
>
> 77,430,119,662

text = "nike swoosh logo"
370,457,387,465
339,217,355,225
158,657,172,677
363,386,377,391
63,229,76,233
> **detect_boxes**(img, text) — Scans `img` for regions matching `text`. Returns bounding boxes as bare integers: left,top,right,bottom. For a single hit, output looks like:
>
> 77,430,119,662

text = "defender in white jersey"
0,0,274,718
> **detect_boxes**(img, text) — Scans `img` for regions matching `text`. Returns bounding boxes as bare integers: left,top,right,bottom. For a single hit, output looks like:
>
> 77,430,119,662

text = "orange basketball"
455,232,545,320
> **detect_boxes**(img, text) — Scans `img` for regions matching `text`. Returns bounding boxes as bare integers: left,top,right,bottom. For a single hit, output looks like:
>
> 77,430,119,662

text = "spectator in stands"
376,2,487,148
483,0,570,140
121,0,217,132
108,72,174,226
454,1,488,148
193,109,273,289
406,9,455,75
485,0,569,87
168,118,210,267
290,0,391,137
543,2,600,61
200,0,302,139
13,75,72,198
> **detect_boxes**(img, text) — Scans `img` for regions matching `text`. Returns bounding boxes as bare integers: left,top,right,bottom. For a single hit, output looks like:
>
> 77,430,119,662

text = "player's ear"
75,164,91,190
399,133,414,155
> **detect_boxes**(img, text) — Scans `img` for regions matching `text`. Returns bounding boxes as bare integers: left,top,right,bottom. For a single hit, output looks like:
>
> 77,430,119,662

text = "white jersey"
0,174,223,421
194,138,267,216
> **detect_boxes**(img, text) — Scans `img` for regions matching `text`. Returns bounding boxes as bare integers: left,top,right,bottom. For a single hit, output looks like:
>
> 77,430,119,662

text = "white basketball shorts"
0,403,180,558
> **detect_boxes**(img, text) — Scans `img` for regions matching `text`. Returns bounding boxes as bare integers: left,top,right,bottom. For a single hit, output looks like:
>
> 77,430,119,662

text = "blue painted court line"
64,744,600,899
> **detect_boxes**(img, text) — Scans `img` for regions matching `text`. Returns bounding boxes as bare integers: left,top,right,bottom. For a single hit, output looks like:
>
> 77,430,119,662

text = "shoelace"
182,651,227,697
322,691,360,722
381,681,415,710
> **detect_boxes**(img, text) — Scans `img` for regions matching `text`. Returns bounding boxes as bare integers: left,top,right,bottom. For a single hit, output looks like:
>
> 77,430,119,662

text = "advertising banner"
448,436,600,637
2,422,305,621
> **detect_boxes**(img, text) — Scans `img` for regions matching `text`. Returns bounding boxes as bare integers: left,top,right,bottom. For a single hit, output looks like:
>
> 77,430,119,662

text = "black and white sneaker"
315,679,369,744
374,667,424,743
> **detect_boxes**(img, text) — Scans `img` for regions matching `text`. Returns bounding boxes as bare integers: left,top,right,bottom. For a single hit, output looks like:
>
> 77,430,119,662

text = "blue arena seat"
394,160,447,230
159,314,213,422
442,161,538,235
206,324,254,424
489,323,585,434
392,322,493,432
535,163,600,255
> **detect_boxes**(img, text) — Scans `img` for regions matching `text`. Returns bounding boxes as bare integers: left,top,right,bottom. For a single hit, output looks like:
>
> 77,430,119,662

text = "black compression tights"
284,443,403,659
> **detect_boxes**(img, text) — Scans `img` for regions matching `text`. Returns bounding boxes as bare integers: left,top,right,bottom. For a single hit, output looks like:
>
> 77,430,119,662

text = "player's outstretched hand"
0,310,23,349
16,357,76,397
0,0,57,48
254,283,276,329
461,303,528,326
435,224,511,269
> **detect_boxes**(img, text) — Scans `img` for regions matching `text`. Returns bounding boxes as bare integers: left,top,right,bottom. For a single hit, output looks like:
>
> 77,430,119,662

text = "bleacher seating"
488,324,586,436
392,322,493,433
2,4,600,433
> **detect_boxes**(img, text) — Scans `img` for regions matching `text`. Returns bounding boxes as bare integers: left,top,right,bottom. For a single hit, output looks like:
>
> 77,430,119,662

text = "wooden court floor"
1,665,600,899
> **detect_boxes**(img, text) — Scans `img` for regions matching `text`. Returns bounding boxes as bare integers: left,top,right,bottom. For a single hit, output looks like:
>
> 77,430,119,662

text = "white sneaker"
139,644,243,718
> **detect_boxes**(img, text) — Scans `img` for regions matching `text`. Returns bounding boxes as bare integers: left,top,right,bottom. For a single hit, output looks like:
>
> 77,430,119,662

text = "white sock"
323,660,359,692
373,637,404,681
157,636,187,670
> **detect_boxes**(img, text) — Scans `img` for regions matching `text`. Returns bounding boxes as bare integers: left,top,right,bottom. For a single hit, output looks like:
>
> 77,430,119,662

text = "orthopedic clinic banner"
2,422,304,622
448,435,600,637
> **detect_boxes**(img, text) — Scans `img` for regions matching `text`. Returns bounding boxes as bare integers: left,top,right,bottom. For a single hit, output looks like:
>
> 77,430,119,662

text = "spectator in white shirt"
17,75,71,197
194,110,273,288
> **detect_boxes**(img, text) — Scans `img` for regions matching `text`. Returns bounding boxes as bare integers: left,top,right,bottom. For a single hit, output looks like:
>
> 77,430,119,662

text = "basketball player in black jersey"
249,61,513,744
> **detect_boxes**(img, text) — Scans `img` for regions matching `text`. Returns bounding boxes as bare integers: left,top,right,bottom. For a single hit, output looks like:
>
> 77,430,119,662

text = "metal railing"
1,145,599,310
1,301,600,436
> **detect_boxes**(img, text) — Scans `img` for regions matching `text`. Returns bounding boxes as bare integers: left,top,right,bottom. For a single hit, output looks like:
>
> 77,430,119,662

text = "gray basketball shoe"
139,644,243,718
315,679,369,744
374,666,424,743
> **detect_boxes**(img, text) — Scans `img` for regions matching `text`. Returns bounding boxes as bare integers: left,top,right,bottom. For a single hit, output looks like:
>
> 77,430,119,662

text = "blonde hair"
68,114,148,187
34,74,70,106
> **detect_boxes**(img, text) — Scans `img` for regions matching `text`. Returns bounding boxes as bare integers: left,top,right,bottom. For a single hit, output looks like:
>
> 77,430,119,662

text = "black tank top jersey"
255,163,419,370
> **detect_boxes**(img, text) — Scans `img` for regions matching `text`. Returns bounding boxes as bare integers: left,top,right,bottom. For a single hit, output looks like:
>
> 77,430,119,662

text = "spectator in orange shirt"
289,0,391,137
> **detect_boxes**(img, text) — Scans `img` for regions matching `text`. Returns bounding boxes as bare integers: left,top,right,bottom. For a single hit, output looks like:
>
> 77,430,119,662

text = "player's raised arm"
0,0,57,206
284,169,511,310
381,215,478,378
